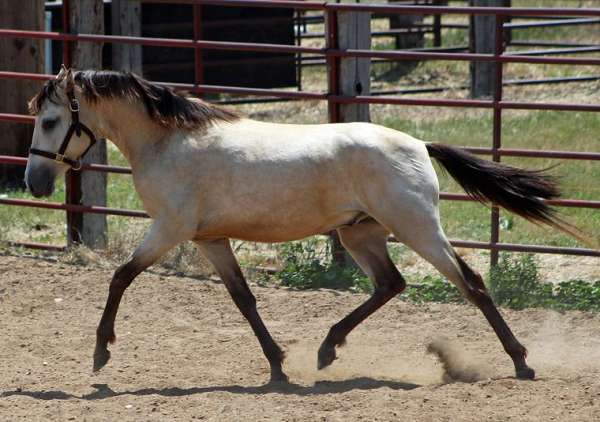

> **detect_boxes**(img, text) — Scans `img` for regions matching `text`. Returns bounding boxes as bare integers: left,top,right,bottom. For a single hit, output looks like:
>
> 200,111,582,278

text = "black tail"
426,142,589,243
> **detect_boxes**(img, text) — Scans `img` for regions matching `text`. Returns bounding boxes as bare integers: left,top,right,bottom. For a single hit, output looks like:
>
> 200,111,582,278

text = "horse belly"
199,195,358,242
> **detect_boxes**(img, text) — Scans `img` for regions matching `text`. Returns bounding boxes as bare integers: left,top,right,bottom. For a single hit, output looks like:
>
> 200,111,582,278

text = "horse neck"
83,97,170,168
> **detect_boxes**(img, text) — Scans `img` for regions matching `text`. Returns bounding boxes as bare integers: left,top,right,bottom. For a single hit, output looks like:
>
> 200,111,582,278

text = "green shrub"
554,279,600,312
265,239,372,293
488,254,553,310
260,245,600,312
405,275,465,304
488,254,600,311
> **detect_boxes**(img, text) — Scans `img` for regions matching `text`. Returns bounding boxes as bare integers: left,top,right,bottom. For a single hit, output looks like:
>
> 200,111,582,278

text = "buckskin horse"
25,67,585,383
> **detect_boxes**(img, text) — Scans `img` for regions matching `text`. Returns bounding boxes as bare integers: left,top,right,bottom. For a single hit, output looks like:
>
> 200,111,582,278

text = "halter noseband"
29,91,98,171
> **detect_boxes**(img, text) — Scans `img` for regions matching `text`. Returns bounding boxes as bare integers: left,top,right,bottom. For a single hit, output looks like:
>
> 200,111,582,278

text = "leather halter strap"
29,91,98,171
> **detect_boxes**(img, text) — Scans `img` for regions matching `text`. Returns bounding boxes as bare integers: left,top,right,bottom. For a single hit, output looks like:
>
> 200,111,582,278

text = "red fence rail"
1,0,599,262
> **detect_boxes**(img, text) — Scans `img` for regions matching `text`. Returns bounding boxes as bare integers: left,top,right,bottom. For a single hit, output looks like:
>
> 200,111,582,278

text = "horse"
25,67,583,383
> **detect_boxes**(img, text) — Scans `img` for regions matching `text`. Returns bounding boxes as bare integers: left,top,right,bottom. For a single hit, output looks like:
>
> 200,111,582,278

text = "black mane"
29,70,240,130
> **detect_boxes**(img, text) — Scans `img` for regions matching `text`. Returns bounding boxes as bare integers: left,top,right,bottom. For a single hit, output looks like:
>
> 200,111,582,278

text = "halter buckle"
72,160,82,171
69,99,80,113
54,153,65,163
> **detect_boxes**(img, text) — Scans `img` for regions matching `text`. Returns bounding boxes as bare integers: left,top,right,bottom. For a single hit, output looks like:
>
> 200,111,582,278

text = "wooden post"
70,0,108,249
111,0,142,74
469,0,510,98
330,7,372,266
0,1,44,189
338,10,371,122
388,1,424,78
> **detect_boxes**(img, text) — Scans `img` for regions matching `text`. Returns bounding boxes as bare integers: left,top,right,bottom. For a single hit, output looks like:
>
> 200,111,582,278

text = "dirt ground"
2,253,600,421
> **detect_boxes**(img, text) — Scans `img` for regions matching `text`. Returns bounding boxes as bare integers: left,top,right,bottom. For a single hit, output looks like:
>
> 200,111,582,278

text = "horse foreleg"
318,220,406,370
195,238,288,383
93,219,185,372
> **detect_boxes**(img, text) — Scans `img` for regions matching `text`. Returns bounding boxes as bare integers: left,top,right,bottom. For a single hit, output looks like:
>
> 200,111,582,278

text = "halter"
29,91,97,171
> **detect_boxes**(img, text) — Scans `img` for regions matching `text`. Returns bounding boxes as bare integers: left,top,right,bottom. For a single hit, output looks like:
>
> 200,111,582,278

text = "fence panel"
1,0,599,263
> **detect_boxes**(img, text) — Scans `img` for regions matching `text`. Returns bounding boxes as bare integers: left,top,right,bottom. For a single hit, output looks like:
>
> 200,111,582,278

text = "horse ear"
56,65,75,92
65,68,74,89
56,64,69,80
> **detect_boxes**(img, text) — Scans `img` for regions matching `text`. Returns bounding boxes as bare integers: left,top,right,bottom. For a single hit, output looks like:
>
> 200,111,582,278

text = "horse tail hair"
425,142,593,246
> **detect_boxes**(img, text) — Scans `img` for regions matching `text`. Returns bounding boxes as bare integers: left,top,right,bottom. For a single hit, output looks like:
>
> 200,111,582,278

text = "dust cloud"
426,338,492,383
283,339,443,386
525,312,600,376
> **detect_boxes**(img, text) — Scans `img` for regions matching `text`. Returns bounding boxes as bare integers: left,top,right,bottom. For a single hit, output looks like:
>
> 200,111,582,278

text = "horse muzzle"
25,163,57,198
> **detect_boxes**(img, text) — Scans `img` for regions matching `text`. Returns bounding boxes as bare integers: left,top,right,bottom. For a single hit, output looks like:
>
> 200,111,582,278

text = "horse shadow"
0,377,420,401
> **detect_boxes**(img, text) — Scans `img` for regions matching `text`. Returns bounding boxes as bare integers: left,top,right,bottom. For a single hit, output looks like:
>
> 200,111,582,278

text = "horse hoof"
270,371,289,384
516,366,535,380
317,345,336,370
93,349,111,372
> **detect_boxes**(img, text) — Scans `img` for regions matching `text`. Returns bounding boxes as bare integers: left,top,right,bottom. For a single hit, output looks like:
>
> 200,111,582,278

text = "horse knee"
375,271,406,296
109,262,141,293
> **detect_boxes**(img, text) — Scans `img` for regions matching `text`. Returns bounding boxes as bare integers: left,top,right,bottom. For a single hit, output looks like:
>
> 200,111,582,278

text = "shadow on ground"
1,377,420,401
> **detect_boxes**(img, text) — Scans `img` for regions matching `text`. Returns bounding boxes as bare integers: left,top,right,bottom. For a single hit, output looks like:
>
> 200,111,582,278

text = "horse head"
25,65,97,197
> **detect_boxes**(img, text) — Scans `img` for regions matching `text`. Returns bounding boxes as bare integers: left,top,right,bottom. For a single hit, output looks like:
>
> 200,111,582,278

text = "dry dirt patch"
1,253,600,421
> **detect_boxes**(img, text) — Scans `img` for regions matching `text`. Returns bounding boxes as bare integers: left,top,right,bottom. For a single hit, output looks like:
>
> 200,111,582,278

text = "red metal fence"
1,0,599,264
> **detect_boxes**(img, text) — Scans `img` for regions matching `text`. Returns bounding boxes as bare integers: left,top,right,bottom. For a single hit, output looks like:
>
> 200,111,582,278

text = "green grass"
0,182,66,244
509,0,600,44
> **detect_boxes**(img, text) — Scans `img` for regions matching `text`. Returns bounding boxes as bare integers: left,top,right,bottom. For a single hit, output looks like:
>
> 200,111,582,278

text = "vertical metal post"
325,8,340,123
193,4,204,96
433,9,441,47
490,13,505,267
61,0,71,65
324,7,345,265
62,0,82,245
295,10,303,92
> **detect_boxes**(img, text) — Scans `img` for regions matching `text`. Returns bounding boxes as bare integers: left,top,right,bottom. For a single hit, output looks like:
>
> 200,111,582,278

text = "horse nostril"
29,183,53,198
26,166,55,198
28,182,41,197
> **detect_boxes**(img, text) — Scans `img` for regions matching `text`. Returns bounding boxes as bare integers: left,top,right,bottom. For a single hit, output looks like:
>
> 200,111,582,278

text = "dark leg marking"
225,267,288,383
318,226,406,370
318,272,405,369
197,239,288,383
455,254,535,380
93,261,144,372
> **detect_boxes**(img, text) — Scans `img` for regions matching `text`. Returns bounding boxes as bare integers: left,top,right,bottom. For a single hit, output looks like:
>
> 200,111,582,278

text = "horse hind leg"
385,213,535,380
318,219,406,370
453,253,534,379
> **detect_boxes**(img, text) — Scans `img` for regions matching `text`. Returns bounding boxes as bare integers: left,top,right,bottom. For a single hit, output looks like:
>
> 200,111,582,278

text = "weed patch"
259,239,372,293
489,254,600,311
259,244,600,312
405,275,465,304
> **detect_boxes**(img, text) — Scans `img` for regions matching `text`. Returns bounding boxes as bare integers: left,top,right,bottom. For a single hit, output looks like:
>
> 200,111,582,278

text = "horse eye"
42,118,58,131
